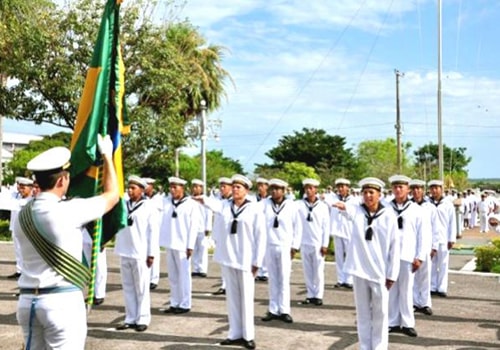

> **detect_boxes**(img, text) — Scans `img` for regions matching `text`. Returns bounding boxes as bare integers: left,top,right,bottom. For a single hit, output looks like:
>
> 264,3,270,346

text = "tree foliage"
261,128,360,181
0,0,232,176
254,161,318,191
413,143,471,178
356,138,413,183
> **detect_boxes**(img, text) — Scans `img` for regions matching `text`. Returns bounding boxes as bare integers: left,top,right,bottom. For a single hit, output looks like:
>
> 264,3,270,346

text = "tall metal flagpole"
437,0,444,182
200,100,207,196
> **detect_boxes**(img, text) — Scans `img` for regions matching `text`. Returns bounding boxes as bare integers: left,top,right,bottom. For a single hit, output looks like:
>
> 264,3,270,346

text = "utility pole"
200,100,207,196
394,69,404,173
437,0,444,182
0,73,5,189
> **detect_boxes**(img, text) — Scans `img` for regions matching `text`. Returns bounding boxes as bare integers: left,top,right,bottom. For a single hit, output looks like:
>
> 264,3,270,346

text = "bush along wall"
474,237,500,273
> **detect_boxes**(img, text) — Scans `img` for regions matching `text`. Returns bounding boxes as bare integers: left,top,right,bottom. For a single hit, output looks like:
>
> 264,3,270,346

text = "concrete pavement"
0,236,499,350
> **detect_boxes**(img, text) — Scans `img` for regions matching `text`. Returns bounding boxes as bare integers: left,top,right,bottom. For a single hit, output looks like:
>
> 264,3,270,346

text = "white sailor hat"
269,178,288,188
358,177,385,191
191,178,204,186
27,147,71,173
168,176,187,186
128,175,147,189
335,178,351,186
231,174,252,189
302,178,320,187
218,177,232,185
388,175,411,185
256,177,269,185
427,179,444,187
16,177,34,186
409,179,426,188
143,177,155,184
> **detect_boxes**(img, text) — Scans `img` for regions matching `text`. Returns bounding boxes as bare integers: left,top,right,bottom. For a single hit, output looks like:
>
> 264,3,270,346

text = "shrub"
474,244,500,272
0,219,11,241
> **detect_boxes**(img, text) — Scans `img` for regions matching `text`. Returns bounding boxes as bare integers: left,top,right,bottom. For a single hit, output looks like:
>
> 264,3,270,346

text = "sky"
7,0,500,179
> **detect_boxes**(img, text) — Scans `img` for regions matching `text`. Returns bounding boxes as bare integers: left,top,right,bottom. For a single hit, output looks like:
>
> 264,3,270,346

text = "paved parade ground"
0,229,499,350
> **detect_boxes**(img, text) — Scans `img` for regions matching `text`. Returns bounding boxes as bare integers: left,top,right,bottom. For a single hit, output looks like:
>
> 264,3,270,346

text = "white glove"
97,134,113,158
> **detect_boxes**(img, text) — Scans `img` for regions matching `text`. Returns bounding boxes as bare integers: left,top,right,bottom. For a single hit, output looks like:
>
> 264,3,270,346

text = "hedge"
474,237,500,273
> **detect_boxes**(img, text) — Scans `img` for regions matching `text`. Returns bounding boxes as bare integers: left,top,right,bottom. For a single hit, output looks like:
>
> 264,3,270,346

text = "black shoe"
163,307,178,314
313,298,323,306
135,324,148,332
243,339,256,349
333,282,343,288
191,272,201,277
93,298,104,306
342,283,353,289
173,307,190,314
437,291,447,297
256,276,268,282
401,327,418,337
389,326,401,333
261,312,278,322
7,272,21,280
280,313,293,323
299,298,312,305
150,283,157,290
116,323,136,330
212,288,226,295
421,306,433,315
220,338,243,346
199,272,207,277
430,290,438,296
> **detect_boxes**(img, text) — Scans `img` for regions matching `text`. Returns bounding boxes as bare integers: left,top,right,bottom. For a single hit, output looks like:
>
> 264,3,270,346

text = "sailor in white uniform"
296,178,330,306
16,136,119,350
387,175,427,338
341,177,400,350
260,178,302,324
114,176,159,331
144,177,163,290
160,177,201,314
190,179,213,277
428,180,457,297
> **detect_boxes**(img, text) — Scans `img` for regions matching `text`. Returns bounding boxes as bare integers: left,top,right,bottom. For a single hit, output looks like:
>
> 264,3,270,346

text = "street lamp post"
200,100,207,195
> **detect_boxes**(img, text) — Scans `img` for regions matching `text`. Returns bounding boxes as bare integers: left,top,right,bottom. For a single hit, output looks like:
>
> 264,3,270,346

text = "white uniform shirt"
207,197,266,272
159,196,200,251
296,198,330,248
429,197,457,248
344,203,400,284
262,198,302,250
326,194,359,239
412,199,437,261
389,199,428,263
115,199,160,259
9,194,32,231
15,193,107,288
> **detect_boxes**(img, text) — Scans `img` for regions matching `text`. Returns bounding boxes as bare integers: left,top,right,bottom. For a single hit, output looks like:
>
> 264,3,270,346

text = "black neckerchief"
271,198,286,228
127,198,145,226
337,194,351,202
171,195,188,218
361,203,385,240
303,197,319,222
432,197,444,207
230,199,251,234
391,198,412,229
411,198,425,206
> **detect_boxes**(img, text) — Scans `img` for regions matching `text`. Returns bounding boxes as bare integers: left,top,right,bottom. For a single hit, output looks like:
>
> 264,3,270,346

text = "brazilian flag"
68,0,129,299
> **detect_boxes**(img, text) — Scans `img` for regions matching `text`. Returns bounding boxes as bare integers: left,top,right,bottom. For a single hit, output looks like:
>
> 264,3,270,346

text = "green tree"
5,132,72,183
356,138,413,183
413,143,471,180
255,161,318,192
260,128,360,181
0,0,231,175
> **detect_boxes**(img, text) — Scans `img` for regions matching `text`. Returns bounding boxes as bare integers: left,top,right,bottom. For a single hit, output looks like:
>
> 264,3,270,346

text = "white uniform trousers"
389,261,415,328
333,236,352,284
166,249,192,309
266,245,292,315
17,290,86,350
150,251,161,285
12,230,23,273
353,276,389,350
431,243,450,293
120,256,151,325
222,265,255,341
479,212,488,232
301,244,325,299
470,210,477,229
192,232,209,274
82,246,107,299
413,258,432,308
